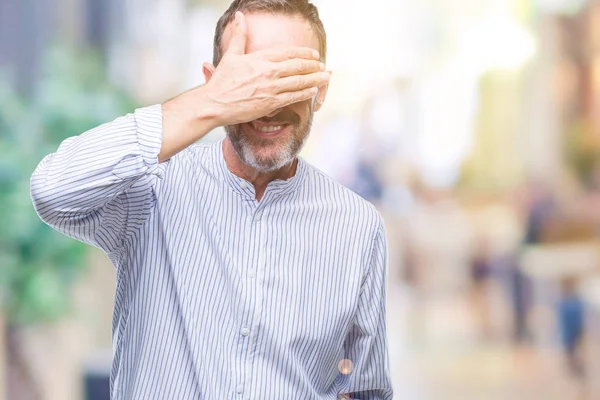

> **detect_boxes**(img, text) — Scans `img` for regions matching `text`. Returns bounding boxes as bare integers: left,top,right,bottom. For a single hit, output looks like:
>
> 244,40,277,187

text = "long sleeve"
30,104,168,255
336,220,394,400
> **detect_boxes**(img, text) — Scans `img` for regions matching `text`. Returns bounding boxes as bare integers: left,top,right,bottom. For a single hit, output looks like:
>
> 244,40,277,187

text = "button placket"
244,212,267,388
234,204,265,398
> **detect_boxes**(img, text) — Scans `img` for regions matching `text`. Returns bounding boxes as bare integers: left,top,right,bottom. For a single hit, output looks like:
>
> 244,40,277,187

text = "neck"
222,137,298,201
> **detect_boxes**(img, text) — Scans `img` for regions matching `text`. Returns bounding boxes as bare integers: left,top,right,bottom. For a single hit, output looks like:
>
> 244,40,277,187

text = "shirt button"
236,385,243,394
253,212,261,222
241,327,250,337
248,270,256,278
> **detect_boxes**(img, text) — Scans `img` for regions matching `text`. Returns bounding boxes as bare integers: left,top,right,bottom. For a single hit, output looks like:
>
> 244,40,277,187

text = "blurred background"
4,0,600,399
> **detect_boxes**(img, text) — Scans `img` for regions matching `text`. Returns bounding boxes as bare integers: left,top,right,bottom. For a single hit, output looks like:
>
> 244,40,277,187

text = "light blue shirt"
30,105,393,399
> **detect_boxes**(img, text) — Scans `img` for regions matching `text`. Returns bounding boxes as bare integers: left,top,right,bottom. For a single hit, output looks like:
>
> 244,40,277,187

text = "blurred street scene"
4,0,600,399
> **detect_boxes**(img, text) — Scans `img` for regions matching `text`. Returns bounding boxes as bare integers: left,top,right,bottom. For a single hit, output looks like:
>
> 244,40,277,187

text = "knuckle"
261,80,275,93
259,67,272,79
266,64,278,79
268,62,281,78
269,81,281,93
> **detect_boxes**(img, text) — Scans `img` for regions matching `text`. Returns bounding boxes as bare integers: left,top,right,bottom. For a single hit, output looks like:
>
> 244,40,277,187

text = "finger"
273,72,330,94
226,11,247,55
261,46,320,62
274,59,325,78
275,87,319,108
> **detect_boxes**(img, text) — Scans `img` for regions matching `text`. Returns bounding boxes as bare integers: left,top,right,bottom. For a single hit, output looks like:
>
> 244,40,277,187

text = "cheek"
288,101,312,124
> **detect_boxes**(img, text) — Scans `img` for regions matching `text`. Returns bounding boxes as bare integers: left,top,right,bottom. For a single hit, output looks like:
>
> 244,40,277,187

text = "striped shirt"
30,105,393,400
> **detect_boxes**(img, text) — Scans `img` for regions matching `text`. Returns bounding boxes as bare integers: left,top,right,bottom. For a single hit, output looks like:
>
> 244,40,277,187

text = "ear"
313,70,331,112
203,62,217,83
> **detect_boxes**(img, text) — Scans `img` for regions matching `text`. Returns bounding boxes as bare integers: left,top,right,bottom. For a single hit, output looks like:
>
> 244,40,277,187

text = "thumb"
227,11,247,55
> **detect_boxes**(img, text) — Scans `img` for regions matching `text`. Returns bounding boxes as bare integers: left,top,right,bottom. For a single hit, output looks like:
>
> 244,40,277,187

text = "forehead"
221,12,320,55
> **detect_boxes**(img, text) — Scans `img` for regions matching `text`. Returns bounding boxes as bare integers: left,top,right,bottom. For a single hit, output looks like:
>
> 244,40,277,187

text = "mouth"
245,121,292,138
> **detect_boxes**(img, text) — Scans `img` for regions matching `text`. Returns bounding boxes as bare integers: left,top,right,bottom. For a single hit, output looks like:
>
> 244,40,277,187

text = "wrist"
191,84,224,131
164,87,221,133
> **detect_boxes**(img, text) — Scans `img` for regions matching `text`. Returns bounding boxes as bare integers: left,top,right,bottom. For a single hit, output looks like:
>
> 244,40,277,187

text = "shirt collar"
214,139,307,200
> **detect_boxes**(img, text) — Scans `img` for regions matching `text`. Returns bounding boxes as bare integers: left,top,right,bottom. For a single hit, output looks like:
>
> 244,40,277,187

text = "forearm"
159,85,221,162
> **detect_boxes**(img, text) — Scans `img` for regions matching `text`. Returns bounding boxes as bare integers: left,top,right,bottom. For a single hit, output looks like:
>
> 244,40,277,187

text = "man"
30,1,393,398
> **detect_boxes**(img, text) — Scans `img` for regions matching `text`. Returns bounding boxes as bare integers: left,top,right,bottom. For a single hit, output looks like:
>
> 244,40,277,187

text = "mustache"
255,110,300,125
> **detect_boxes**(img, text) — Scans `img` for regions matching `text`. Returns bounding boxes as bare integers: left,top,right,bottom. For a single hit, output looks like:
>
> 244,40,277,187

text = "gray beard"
225,116,313,173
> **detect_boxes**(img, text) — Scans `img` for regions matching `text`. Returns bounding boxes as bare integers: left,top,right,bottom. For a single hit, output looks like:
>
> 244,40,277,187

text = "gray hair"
212,0,327,66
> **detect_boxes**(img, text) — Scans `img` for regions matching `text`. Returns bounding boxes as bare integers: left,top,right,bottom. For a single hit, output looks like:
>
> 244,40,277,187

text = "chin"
243,145,294,172
226,122,309,172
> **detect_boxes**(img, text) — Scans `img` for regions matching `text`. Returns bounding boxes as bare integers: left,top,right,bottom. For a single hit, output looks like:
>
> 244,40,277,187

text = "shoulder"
165,139,219,171
181,139,218,162
154,140,221,195
302,160,384,233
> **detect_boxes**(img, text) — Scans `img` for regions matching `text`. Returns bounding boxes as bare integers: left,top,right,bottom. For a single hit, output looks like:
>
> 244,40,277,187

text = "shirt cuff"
110,104,165,180
134,104,164,169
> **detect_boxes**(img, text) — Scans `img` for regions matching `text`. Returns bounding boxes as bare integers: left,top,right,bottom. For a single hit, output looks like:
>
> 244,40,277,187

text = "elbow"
29,166,65,227
30,172,54,224
30,153,68,226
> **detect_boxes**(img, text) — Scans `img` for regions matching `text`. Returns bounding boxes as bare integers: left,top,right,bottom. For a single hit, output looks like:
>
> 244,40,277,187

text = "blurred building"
0,0,127,94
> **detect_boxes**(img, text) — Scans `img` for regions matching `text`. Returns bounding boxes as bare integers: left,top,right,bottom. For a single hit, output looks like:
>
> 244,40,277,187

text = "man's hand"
159,11,329,162
204,11,329,127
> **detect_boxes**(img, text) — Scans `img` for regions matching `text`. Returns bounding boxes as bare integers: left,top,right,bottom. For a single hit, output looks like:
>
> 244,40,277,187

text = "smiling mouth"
247,121,291,136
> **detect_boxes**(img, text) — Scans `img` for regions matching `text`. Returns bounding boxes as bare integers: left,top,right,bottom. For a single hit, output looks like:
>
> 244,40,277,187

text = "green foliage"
0,45,137,325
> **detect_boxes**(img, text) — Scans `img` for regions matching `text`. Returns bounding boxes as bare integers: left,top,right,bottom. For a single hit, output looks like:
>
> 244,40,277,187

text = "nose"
264,108,281,118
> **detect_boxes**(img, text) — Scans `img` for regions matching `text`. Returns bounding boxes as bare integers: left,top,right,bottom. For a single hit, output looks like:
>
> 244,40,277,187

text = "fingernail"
321,72,330,81
313,50,320,60
319,62,325,71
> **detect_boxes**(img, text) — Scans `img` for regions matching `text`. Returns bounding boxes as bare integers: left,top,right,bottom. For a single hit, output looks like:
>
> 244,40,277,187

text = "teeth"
254,124,283,133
